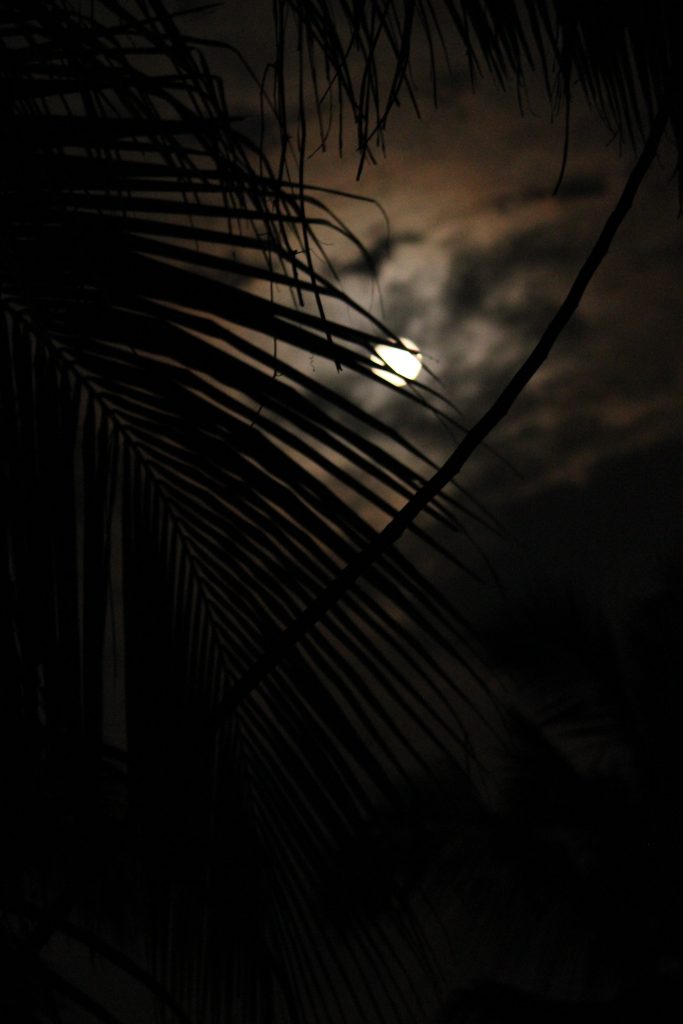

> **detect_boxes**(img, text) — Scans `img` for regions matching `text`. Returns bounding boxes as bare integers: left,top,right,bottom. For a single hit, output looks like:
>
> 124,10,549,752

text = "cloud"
306,72,683,533
491,175,608,211
342,231,424,276
343,186,681,509
443,219,589,322
555,175,608,200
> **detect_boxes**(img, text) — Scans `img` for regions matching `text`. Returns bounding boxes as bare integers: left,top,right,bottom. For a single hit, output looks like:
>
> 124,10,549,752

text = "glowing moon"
371,337,423,387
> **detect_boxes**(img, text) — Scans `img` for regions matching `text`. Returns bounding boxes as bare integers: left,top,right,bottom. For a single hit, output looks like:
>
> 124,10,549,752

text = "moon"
371,337,423,387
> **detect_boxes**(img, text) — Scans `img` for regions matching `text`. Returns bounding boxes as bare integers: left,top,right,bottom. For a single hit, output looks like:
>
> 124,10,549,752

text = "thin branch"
216,103,669,726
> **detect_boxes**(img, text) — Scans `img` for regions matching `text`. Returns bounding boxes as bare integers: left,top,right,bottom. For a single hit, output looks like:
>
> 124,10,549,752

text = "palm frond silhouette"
2,2,680,1022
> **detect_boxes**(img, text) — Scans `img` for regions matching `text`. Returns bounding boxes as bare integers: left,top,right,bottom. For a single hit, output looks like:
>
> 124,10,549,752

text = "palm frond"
276,0,682,194
1,2,495,1022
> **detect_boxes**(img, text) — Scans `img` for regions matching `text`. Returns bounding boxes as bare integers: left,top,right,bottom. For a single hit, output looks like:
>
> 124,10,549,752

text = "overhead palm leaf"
275,0,681,192
1,2,677,1023
1,3,497,1023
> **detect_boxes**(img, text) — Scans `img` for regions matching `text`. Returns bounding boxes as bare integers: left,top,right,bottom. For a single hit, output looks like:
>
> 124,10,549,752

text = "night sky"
193,0,683,631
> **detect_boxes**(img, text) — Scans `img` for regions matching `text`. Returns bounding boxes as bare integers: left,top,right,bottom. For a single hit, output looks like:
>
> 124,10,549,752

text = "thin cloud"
491,175,608,211
343,230,424,276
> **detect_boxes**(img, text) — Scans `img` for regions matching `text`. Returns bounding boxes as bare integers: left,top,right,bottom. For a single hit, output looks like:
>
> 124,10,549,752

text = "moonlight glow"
372,337,423,387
